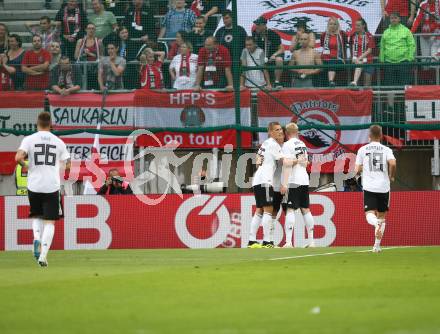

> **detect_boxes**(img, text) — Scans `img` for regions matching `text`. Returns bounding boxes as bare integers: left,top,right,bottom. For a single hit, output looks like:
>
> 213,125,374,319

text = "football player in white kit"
15,112,70,267
248,122,284,248
355,125,396,253
280,123,315,248
270,128,287,244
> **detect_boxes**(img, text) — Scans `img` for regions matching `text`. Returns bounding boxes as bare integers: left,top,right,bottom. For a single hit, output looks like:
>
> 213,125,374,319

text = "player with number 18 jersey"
355,125,396,253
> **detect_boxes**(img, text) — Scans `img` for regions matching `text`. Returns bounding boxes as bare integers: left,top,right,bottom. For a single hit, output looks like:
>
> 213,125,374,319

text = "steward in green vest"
15,162,28,196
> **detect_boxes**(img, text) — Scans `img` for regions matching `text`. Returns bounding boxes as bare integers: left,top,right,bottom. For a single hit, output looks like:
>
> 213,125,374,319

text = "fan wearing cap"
252,16,285,88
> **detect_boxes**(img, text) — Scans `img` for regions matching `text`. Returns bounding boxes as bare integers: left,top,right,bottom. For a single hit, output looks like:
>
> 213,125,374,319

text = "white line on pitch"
269,246,414,261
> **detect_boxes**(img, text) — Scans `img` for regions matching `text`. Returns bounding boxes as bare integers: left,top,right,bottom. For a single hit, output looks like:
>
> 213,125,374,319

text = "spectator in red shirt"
381,0,413,26
21,35,51,90
411,0,440,61
139,48,166,89
320,17,347,87
349,19,376,87
194,36,233,90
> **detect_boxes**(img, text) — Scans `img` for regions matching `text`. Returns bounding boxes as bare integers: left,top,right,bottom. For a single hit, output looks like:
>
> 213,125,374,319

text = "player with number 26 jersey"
16,112,70,268
18,131,70,194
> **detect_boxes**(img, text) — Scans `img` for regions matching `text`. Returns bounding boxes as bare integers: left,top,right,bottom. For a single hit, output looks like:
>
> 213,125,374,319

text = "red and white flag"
134,90,252,148
0,92,45,175
405,85,440,140
257,89,373,173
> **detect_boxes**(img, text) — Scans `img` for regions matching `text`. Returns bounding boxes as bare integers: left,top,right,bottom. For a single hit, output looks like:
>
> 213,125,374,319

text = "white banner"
235,0,383,46
134,90,251,128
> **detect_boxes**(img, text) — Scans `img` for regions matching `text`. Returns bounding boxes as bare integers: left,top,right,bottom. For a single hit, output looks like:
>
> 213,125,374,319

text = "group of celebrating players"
249,122,397,253
15,112,397,267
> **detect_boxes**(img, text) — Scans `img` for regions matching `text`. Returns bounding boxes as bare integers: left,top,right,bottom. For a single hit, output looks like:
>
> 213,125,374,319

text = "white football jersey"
272,160,282,192
282,138,309,186
18,131,70,193
356,142,395,193
252,137,282,187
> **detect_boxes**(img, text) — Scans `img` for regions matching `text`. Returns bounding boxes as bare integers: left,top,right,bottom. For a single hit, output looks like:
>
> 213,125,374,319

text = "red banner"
257,89,373,173
1,192,439,251
136,129,252,148
405,85,440,140
0,92,46,175
134,90,252,148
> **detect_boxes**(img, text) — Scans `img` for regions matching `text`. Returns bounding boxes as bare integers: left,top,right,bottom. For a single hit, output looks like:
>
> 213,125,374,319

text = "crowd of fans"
0,0,439,93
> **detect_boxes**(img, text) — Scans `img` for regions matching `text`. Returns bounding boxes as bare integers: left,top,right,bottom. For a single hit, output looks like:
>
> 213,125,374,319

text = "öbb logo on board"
3,195,337,250
174,195,337,248
174,195,233,248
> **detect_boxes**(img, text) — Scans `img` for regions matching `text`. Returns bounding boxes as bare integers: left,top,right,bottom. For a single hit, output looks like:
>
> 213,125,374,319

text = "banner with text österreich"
233,0,382,47
48,93,135,179
134,90,252,148
405,86,440,140
0,92,45,174
257,89,372,173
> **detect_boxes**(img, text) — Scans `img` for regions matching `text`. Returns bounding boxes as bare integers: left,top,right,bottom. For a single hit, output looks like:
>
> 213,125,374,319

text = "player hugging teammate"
249,123,396,251
248,122,316,249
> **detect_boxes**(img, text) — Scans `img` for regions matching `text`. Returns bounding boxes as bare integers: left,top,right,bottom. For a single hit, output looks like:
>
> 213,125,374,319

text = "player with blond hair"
281,122,315,248
248,121,284,248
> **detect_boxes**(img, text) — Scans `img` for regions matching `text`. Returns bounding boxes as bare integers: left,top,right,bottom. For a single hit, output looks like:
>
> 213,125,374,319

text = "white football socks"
284,210,295,246
366,212,378,227
303,212,314,241
262,212,273,242
32,218,43,241
270,218,276,242
374,220,386,247
40,223,55,259
249,213,262,242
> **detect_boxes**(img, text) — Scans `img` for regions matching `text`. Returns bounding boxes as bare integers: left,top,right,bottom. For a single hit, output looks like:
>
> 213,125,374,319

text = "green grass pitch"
1,247,439,334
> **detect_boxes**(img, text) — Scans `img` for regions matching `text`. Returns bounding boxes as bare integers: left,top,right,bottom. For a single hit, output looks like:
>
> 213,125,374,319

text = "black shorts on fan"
253,184,274,208
285,185,310,209
363,190,390,212
28,190,63,220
